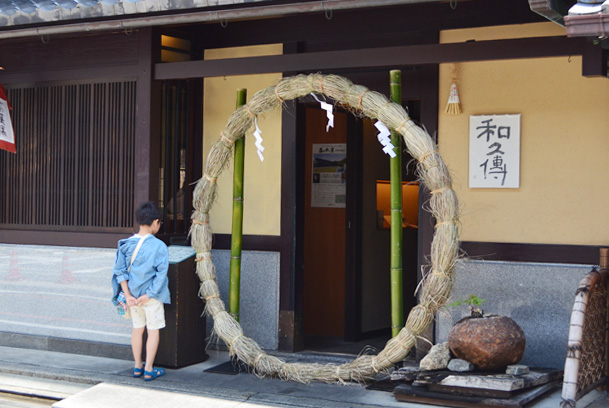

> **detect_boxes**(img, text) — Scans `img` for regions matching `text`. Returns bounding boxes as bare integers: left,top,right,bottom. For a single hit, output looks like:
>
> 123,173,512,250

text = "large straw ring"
190,74,459,384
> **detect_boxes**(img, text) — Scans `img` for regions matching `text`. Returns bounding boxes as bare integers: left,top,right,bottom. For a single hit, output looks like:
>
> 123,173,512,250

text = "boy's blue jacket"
112,234,171,304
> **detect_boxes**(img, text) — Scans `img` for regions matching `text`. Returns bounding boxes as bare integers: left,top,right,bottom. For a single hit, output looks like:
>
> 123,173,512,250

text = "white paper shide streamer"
253,117,265,162
311,93,334,132
375,121,396,158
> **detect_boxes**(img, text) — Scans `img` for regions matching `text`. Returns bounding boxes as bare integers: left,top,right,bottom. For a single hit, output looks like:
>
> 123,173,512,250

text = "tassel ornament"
445,64,462,115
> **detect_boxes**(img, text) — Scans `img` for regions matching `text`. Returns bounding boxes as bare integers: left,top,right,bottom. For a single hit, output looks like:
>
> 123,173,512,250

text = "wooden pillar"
135,27,162,206
278,41,302,352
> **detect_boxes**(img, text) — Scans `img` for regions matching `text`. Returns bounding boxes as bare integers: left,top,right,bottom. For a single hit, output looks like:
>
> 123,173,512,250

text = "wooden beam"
155,36,587,80
582,41,608,78
0,65,139,85
460,241,601,265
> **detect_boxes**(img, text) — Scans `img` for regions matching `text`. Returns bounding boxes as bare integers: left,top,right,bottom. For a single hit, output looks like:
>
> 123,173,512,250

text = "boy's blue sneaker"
144,367,166,381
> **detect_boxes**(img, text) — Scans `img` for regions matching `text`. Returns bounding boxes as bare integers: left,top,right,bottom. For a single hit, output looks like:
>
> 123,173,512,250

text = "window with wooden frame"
0,80,137,231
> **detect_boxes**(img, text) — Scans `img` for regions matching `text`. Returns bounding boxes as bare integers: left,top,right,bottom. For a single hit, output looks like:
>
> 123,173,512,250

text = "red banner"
0,84,16,153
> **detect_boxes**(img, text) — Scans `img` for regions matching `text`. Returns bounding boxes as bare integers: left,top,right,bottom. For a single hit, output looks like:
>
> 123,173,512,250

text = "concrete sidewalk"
0,345,607,408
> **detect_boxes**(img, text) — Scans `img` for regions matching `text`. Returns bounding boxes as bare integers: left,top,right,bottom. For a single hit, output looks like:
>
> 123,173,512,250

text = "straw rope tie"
192,218,209,225
358,90,370,111
430,187,450,195
318,78,325,95
370,358,380,373
204,173,217,183
244,106,256,119
254,352,265,367
418,150,438,163
221,132,235,146
229,333,245,348
195,252,212,262
435,220,455,229
274,86,285,104
395,329,416,350
431,267,451,279
395,119,416,135
205,294,220,301
376,351,394,369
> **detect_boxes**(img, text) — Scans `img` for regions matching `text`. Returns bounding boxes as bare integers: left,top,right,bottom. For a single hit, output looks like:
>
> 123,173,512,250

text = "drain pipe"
0,0,441,40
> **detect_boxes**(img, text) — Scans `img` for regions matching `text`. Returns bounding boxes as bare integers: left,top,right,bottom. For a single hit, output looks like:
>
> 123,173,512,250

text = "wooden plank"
394,380,561,408
437,370,561,392
427,383,513,399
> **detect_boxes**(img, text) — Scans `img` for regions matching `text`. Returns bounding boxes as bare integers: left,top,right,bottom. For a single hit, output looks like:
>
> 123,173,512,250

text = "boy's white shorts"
130,298,166,330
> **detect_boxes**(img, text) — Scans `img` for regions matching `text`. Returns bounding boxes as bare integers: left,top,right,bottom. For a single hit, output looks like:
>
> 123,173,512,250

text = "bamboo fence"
190,74,460,384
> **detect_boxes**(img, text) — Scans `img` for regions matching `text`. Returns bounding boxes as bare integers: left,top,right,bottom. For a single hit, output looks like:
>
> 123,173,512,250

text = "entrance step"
53,383,267,408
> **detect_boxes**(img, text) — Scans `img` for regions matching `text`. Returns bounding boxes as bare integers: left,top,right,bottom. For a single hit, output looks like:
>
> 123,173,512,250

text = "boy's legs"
144,329,160,374
131,326,145,369
130,305,148,370
140,298,165,377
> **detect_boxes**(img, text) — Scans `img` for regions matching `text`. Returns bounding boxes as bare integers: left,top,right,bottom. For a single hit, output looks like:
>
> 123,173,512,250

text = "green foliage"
448,294,486,309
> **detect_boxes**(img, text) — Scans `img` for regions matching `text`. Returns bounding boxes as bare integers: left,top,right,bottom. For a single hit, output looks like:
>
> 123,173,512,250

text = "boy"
112,201,170,381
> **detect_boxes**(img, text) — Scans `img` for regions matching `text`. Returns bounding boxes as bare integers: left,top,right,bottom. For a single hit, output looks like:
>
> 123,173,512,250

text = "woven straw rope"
190,74,460,383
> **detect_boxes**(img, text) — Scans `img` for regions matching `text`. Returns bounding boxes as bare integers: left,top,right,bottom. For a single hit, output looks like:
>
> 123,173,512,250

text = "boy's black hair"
136,201,161,226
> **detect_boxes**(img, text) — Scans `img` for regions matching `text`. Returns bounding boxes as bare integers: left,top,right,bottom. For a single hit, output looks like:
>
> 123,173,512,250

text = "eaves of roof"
0,0,441,31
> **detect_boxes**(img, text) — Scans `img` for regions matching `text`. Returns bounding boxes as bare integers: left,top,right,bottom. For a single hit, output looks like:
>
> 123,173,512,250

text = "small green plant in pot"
448,294,486,318
447,294,526,371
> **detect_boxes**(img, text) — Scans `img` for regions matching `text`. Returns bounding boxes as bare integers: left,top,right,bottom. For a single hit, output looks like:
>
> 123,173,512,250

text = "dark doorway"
296,67,438,354
158,79,203,244
301,107,349,338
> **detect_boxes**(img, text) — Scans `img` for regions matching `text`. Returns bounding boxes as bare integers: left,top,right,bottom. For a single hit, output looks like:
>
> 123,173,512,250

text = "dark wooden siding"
0,80,136,230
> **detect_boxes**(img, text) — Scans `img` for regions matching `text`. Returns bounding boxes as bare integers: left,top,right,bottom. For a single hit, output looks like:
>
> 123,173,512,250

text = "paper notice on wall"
0,84,16,154
311,143,346,208
469,114,520,188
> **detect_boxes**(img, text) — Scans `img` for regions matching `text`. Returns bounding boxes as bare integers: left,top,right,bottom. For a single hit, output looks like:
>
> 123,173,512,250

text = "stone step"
53,383,275,408
0,373,89,400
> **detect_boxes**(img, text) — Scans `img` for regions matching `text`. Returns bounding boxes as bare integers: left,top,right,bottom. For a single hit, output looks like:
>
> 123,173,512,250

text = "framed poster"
469,114,520,188
311,143,347,208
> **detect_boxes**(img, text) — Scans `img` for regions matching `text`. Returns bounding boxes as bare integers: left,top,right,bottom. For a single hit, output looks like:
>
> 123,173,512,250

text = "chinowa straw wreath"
190,73,460,384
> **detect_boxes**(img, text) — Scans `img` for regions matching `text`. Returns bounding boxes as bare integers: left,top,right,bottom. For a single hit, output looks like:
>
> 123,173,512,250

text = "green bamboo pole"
229,88,247,322
389,70,403,338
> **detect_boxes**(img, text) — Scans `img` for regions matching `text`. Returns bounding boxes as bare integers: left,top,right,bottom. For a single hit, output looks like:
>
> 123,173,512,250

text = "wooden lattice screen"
561,248,609,407
0,81,137,230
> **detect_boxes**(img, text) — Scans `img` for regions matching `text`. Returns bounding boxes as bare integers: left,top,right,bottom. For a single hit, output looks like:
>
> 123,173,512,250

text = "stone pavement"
0,345,607,408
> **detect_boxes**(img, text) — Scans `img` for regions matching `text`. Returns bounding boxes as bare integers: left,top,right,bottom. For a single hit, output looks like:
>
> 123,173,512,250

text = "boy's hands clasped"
126,294,138,307
136,294,150,306
126,293,150,307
